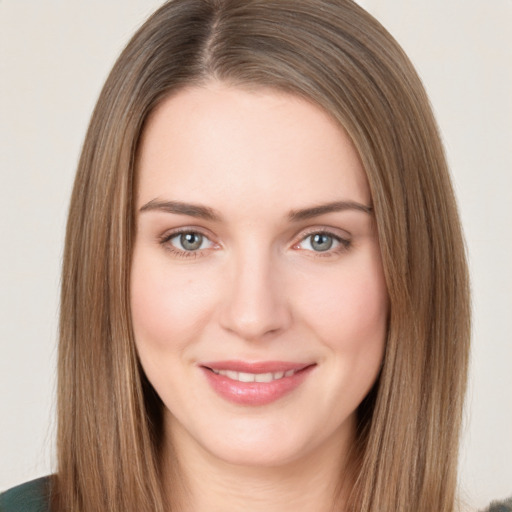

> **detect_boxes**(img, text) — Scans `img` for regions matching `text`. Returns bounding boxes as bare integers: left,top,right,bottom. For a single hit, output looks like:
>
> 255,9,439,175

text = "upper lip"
200,360,315,373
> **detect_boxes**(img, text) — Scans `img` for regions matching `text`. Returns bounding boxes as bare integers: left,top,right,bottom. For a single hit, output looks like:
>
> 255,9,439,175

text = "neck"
162,420,355,512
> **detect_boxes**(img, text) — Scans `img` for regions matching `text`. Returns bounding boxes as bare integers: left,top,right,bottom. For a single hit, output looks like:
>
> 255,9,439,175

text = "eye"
162,230,215,255
296,231,350,254
306,233,334,252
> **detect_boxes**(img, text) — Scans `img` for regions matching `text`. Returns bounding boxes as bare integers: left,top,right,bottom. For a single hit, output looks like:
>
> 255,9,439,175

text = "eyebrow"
139,198,372,222
139,199,222,221
288,201,373,221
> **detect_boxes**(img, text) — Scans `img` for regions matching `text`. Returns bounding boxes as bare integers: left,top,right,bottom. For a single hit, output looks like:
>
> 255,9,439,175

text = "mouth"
208,368,299,383
199,360,316,406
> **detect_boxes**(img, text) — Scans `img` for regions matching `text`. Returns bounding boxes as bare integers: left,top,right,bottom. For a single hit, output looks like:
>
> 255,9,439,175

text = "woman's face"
131,83,388,468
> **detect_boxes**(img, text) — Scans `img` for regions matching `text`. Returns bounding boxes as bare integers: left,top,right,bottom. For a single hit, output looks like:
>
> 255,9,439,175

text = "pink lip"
199,360,316,406
202,360,311,373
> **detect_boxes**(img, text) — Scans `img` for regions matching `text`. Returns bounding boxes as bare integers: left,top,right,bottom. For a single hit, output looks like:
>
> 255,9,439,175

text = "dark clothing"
0,477,51,512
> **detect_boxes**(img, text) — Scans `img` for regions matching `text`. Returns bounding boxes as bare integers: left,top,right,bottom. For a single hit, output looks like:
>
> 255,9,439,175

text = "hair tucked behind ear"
55,1,470,511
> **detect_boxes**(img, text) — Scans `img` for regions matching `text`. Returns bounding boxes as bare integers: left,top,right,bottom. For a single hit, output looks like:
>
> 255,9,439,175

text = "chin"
205,439,311,468
168,409,354,471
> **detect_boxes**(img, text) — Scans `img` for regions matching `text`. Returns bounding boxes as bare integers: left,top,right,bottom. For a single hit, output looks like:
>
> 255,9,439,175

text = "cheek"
302,260,388,415
302,256,388,347
130,252,215,354
295,249,388,403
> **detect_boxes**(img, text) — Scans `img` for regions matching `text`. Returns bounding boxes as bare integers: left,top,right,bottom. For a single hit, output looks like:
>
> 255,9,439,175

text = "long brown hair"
55,1,470,511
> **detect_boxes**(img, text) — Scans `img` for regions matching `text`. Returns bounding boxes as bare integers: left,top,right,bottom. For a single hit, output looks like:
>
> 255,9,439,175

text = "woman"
0,0,486,510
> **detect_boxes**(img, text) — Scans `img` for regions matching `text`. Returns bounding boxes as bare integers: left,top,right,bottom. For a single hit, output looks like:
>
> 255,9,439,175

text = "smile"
210,369,297,382
200,361,316,406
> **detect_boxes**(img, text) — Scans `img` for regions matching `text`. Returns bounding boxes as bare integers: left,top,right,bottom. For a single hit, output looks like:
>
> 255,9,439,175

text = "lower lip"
201,366,315,406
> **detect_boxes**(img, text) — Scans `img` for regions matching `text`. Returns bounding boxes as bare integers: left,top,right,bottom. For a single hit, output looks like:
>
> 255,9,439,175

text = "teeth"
226,370,238,381
215,369,297,382
255,372,273,383
238,371,255,382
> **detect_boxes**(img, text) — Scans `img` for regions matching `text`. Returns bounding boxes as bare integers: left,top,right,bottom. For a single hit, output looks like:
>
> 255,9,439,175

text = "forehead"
135,82,370,213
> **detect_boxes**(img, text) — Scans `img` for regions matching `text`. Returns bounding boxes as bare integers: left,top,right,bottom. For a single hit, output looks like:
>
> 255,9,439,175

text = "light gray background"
1,1,511,509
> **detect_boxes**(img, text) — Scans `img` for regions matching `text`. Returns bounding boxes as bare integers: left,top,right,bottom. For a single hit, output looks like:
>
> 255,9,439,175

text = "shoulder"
484,497,512,512
0,477,52,512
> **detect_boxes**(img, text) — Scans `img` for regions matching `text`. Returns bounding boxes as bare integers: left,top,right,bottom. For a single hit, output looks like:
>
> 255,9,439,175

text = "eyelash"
159,228,351,259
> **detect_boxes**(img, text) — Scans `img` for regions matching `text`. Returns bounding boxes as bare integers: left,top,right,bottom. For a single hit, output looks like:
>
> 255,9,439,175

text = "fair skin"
131,82,389,512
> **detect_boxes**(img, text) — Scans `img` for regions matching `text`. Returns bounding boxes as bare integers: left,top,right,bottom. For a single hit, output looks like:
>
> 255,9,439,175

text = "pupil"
181,233,202,250
311,233,333,251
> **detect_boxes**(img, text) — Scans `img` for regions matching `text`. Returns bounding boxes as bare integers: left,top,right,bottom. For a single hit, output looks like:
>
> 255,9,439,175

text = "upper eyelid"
160,226,215,242
294,225,352,241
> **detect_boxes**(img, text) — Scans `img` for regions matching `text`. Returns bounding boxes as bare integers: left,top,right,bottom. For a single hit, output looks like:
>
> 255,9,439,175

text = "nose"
219,249,292,341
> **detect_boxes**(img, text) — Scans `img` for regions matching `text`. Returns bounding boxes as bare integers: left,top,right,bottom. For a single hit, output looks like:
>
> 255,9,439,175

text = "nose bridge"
219,243,290,340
